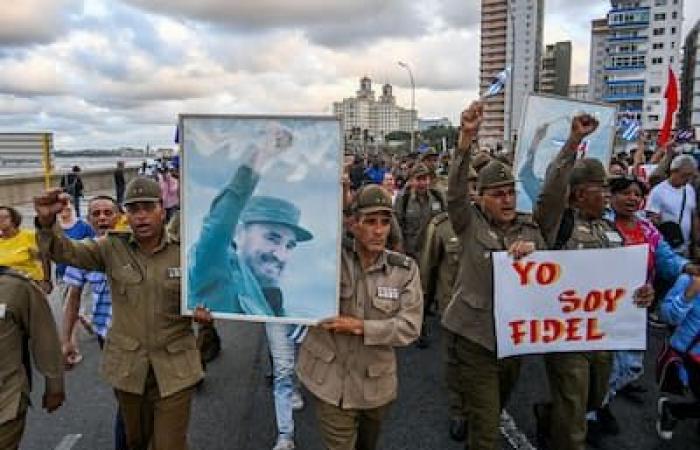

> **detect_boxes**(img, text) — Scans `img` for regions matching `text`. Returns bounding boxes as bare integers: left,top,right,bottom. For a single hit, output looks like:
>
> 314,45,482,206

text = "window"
672,11,678,19
653,42,664,50
671,27,676,34
648,115,660,121
649,86,661,93
671,41,676,48
654,13,666,21
651,57,663,64
653,28,665,36
655,0,667,4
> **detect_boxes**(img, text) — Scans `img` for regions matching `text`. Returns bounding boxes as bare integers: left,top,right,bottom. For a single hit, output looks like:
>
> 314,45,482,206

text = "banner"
513,94,617,213
181,115,342,324
493,245,648,358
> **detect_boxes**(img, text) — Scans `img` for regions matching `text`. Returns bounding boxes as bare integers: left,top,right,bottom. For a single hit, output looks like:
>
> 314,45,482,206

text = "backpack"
656,334,700,395
396,188,446,222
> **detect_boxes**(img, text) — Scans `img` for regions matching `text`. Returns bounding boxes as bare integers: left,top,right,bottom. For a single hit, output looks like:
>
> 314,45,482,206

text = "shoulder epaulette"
106,230,132,241
386,251,412,269
0,266,29,281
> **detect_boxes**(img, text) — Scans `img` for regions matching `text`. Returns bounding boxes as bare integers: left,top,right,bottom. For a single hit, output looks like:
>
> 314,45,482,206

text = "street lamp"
398,61,416,154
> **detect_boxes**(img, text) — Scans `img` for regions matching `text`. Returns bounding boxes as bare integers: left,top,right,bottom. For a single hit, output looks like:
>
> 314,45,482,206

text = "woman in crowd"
0,205,51,293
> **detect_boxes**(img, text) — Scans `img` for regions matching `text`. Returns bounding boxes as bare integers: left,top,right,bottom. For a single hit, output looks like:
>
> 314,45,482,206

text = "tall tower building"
602,0,684,130
479,0,508,146
479,0,544,148
679,20,700,132
504,0,544,145
540,41,572,96
588,18,610,101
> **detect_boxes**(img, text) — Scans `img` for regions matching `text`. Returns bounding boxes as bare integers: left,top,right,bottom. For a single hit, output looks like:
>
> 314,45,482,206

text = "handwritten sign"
493,245,648,358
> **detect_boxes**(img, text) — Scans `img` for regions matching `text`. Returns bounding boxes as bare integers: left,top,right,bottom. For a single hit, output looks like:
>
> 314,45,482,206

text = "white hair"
670,154,698,172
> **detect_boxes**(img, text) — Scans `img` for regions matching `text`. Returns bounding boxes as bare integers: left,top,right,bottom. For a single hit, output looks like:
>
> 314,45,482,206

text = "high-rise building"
602,0,684,131
540,41,572,96
679,20,700,132
479,0,544,147
588,18,610,101
332,76,417,143
569,84,590,101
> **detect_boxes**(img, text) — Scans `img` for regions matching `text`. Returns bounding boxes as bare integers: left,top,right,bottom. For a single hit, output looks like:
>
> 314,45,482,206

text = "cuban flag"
676,129,695,142
483,66,511,98
620,118,641,141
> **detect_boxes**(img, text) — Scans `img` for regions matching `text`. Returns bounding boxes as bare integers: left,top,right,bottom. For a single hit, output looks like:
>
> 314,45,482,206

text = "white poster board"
493,246,648,358
513,94,617,213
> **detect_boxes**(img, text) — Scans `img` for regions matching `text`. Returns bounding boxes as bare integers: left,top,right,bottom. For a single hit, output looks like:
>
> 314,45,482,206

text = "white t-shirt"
646,180,696,251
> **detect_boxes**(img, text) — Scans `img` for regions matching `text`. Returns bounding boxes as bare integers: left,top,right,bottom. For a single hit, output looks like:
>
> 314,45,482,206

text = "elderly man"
34,177,206,450
533,114,654,450
441,102,546,450
646,154,698,256
0,266,64,450
298,184,423,450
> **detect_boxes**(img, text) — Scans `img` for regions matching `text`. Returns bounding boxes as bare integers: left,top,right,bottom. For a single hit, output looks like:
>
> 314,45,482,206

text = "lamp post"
398,61,416,154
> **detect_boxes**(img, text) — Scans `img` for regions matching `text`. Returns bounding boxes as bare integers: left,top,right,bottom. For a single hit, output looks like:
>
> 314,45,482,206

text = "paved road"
20,311,700,450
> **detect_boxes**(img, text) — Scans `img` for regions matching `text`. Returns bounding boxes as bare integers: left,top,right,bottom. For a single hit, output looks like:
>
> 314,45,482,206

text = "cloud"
0,0,79,46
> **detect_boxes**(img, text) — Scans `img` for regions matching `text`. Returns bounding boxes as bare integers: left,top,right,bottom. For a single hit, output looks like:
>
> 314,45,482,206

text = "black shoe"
586,419,604,448
448,417,467,442
597,405,620,435
656,397,677,440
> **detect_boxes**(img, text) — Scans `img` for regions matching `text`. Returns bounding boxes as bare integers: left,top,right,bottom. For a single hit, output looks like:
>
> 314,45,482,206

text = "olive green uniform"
442,150,547,450
0,267,64,450
36,219,203,450
534,150,623,450
298,185,423,450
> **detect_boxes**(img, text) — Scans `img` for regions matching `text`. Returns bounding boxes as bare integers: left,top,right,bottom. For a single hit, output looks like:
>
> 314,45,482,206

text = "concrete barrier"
0,168,139,206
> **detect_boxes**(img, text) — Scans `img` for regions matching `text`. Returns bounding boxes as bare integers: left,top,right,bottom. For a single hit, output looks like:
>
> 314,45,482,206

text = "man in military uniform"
0,266,64,450
419,167,477,441
297,184,423,450
34,177,206,450
442,102,547,450
394,163,446,261
533,114,654,450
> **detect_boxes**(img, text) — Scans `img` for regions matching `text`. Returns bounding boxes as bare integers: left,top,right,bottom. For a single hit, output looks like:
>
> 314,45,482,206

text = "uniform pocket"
103,333,141,378
300,338,335,385
110,264,143,296
165,336,199,379
371,297,399,315
364,362,396,402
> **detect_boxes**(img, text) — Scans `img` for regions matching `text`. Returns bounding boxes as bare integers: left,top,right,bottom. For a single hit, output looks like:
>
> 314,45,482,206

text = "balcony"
605,65,646,71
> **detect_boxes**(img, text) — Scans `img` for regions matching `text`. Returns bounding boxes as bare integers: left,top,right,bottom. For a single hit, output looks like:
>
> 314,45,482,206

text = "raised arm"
534,114,599,245
34,189,106,272
448,102,482,234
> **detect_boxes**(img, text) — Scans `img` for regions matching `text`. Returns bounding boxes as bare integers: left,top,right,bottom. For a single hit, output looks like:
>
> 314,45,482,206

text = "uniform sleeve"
447,145,476,234
363,262,423,347
418,221,440,302
22,283,64,395
36,222,106,272
533,142,577,246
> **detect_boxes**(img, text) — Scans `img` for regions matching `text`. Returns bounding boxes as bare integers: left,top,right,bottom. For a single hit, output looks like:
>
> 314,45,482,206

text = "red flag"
657,66,679,147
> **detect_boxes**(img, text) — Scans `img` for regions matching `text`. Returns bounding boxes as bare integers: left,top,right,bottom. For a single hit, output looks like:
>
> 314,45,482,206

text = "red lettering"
509,320,527,345
586,318,605,341
536,262,561,286
512,261,536,286
542,319,564,343
565,318,583,341
558,290,581,313
603,288,626,313
530,319,541,344
583,290,603,312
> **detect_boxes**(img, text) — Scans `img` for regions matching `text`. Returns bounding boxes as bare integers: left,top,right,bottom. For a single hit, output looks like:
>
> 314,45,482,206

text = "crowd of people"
0,101,699,450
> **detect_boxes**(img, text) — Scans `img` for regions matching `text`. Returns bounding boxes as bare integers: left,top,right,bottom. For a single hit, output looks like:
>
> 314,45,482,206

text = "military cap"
569,158,607,187
353,184,393,214
472,152,492,173
240,196,313,242
410,163,431,178
477,160,514,191
123,177,162,205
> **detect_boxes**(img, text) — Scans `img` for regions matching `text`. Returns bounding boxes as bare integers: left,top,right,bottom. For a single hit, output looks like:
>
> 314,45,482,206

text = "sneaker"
656,397,677,440
291,390,305,411
597,405,620,435
448,416,467,442
272,435,295,450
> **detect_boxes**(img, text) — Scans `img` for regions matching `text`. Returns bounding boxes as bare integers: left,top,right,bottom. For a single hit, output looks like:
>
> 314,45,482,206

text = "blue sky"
0,0,698,149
